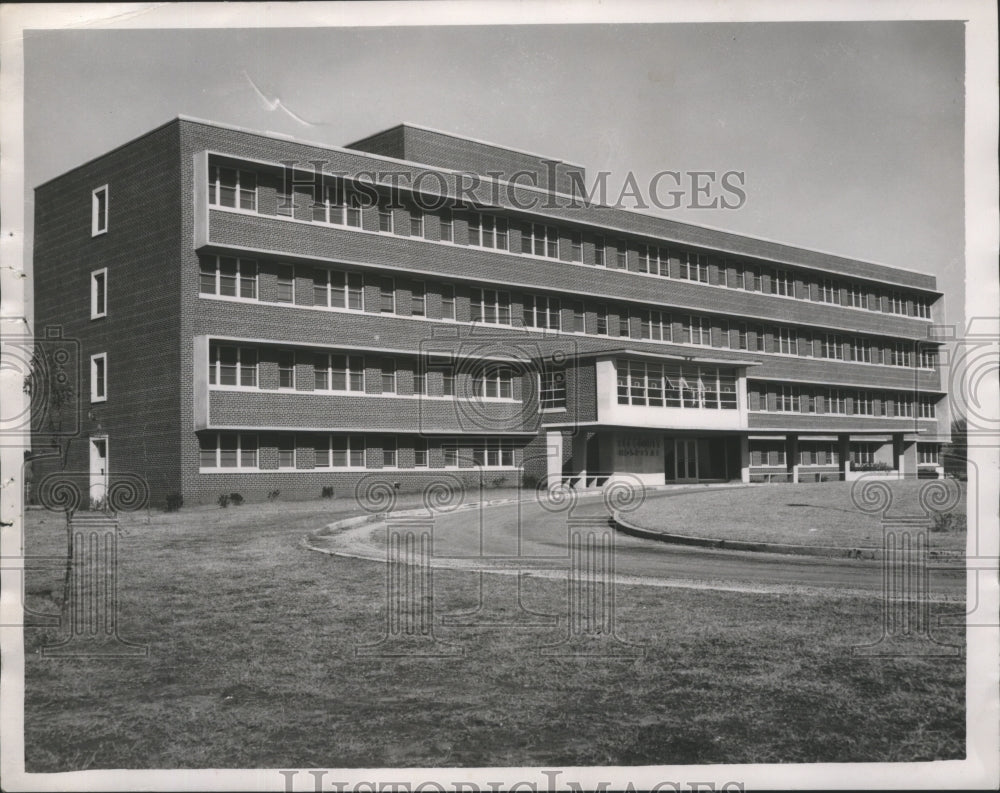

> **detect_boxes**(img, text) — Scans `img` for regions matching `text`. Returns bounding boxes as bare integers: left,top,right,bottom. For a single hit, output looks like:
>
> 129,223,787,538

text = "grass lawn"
22,494,965,769
628,480,967,550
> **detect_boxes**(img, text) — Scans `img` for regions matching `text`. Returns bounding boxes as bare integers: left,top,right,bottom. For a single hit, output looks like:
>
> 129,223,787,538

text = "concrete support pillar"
787,433,799,483
739,435,751,484
546,430,564,487
838,434,851,480
895,434,917,479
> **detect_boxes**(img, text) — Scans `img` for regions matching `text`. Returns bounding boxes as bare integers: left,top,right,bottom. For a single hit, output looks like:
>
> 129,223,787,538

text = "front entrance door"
675,438,699,482
89,436,109,505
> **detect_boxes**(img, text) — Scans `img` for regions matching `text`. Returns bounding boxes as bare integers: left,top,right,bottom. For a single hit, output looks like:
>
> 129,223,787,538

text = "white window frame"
314,269,364,311
411,280,426,317
315,353,365,393
523,294,561,331
409,209,425,238
90,352,107,403
200,256,258,300
523,223,559,258
382,436,398,468
826,389,847,415
277,434,297,469
594,236,606,267
91,185,108,236
539,369,567,410
379,276,395,314
209,344,258,388
440,283,456,321
90,268,108,319
776,327,795,355
770,268,793,297
641,309,671,342
678,252,709,283
919,397,937,419
474,365,514,400
470,288,511,325
200,432,259,470
207,166,257,212
278,350,296,390
329,434,366,468
414,437,429,468
381,358,397,394
468,213,508,251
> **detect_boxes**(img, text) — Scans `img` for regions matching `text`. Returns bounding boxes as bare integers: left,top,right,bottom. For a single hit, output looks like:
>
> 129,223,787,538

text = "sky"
21,19,966,330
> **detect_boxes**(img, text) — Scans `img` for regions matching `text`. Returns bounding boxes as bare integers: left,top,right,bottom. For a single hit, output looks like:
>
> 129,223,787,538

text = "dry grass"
628,480,967,550
22,493,965,769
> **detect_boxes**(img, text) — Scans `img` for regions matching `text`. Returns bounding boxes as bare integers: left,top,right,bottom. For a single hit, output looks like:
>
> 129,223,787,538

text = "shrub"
930,512,966,533
165,492,184,512
491,475,507,488
852,461,894,472
229,492,244,506
267,489,281,502
522,473,540,490
217,494,230,508
321,486,334,499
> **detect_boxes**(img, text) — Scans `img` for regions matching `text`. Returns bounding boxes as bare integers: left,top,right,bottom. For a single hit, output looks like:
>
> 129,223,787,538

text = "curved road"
310,494,966,599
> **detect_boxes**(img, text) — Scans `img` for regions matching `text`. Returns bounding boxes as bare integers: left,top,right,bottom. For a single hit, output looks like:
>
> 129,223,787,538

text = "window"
378,203,393,233
91,185,109,235
854,391,873,416
382,436,397,468
470,288,511,325
443,440,459,468
847,284,868,309
90,353,107,402
826,389,847,415
312,179,363,228
776,327,796,355
683,315,711,346
91,269,107,318
409,209,424,238
822,334,844,360
539,368,567,410
208,166,256,211
442,370,455,397
474,365,513,399
278,351,296,389
849,338,872,363
440,284,456,320
596,303,609,335
414,437,428,467
469,438,515,468
915,297,932,319
379,277,395,313
918,444,939,465
209,344,258,387
889,292,906,315
572,301,586,333
850,443,877,467
200,256,258,299
618,308,632,338
468,213,508,250
743,264,760,291
749,440,786,468
315,353,365,392
770,269,793,297
679,252,709,283
411,281,426,317
919,348,937,369
737,324,750,351
594,236,606,267
896,397,914,418
440,209,453,242
891,342,913,368
919,397,937,419
800,442,839,466
637,245,666,274
568,231,583,262
640,309,671,342
523,294,561,331
314,269,364,310
200,432,258,469
413,371,427,396
614,240,627,269
276,265,295,303
381,358,396,394
618,361,736,410
274,434,295,469
818,279,840,304
276,183,294,218
331,435,366,467
776,385,800,412
522,224,558,258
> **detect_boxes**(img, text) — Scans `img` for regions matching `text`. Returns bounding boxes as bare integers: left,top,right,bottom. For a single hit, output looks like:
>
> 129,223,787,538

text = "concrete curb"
610,511,883,561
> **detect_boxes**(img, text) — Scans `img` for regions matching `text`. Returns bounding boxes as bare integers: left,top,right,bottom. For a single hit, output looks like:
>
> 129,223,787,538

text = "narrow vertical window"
440,283,456,320
594,236,606,267
276,265,295,303
91,269,107,318
380,277,395,313
411,281,426,316
381,358,396,394
92,185,108,236
90,353,107,402
440,209,453,242
409,209,424,238
278,351,296,389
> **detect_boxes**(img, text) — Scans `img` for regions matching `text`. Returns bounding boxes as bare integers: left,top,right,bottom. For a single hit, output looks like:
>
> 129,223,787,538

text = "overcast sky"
23,20,965,328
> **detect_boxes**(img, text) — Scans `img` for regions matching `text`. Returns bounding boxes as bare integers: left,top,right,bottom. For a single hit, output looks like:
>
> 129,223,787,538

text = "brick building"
32,117,949,506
